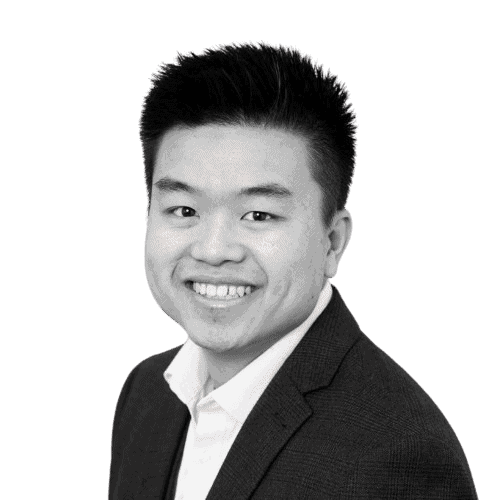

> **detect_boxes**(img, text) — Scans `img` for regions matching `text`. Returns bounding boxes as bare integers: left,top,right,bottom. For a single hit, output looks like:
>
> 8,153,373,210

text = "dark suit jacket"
109,286,478,499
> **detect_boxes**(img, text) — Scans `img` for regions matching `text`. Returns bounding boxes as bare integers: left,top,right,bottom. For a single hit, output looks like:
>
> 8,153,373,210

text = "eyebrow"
153,176,293,199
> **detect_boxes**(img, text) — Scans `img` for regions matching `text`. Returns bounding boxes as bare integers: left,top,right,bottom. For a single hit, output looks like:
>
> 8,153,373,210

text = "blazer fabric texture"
109,286,478,499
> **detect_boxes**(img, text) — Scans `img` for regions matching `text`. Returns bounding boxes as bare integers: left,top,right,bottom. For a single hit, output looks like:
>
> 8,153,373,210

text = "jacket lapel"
206,285,362,500
136,395,190,499
206,372,311,500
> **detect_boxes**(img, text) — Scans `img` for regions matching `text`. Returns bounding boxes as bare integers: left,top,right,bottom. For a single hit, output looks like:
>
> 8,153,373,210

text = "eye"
242,211,274,222
165,207,275,222
169,206,197,217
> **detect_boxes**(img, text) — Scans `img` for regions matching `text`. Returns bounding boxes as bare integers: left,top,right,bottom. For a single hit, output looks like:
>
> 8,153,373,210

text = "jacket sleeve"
108,363,141,498
344,434,478,499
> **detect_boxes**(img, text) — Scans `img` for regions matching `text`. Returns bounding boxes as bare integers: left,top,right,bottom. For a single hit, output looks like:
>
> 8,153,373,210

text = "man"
109,44,477,499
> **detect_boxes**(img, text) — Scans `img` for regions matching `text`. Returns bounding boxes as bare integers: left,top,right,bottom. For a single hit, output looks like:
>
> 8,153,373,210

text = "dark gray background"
2,1,497,497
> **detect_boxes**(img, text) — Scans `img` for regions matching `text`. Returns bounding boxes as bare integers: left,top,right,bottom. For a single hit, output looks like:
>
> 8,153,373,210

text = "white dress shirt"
164,281,332,500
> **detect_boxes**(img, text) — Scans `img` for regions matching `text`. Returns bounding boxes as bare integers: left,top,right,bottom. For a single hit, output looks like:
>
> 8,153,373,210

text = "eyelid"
169,206,197,218
241,211,274,221
166,207,276,222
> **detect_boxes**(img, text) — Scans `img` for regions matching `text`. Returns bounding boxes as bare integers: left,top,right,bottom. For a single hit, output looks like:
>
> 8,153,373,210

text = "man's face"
146,125,341,358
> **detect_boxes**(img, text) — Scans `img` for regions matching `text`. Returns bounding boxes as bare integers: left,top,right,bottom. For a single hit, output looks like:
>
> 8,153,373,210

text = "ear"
324,209,352,279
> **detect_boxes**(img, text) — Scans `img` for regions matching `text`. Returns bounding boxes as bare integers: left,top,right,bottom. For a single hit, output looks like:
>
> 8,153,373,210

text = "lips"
184,279,260,306
191,281,254,299
185,276,256,287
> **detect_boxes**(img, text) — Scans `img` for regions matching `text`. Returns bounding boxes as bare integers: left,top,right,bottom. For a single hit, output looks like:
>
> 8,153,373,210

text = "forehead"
153,125,316,197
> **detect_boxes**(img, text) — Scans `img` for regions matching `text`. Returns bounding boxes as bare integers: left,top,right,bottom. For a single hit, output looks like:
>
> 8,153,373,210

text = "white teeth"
191,282,254,299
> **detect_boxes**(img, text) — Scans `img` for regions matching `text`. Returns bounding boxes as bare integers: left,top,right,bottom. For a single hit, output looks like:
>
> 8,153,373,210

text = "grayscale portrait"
108,44,478,499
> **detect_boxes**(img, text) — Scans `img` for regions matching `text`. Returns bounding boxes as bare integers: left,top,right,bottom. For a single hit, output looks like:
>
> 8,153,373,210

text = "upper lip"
186,275,257,287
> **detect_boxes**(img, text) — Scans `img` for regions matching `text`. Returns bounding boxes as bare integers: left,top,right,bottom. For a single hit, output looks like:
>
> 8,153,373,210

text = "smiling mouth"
186,281,257,301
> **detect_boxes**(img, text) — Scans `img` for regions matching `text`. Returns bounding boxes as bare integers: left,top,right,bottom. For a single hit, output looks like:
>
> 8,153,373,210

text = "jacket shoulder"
271,334,477,497
113,345,183,417
337,335,476,487
341,335,455,436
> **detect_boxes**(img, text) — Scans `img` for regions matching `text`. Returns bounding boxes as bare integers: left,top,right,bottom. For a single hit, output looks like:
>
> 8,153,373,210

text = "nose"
190,213,245,265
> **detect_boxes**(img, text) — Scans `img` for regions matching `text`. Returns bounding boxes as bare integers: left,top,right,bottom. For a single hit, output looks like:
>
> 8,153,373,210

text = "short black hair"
140,43,356,228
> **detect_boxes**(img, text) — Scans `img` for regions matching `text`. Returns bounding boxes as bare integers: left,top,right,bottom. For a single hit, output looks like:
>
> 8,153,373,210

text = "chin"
189,334,235,354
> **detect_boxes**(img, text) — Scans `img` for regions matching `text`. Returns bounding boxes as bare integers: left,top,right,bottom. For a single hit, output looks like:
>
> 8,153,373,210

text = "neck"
203,339,275,389
203,349,254,389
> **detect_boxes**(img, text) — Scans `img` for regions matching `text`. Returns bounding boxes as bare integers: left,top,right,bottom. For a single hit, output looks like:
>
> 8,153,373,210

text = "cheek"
285,232,327,284
144,241,164,293
252,233,295,273
145,228,175,288
256,233,309,287
145,222,183,264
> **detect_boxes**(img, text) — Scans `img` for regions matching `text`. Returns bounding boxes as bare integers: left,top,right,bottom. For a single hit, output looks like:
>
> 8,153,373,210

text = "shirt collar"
165,281,333,423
